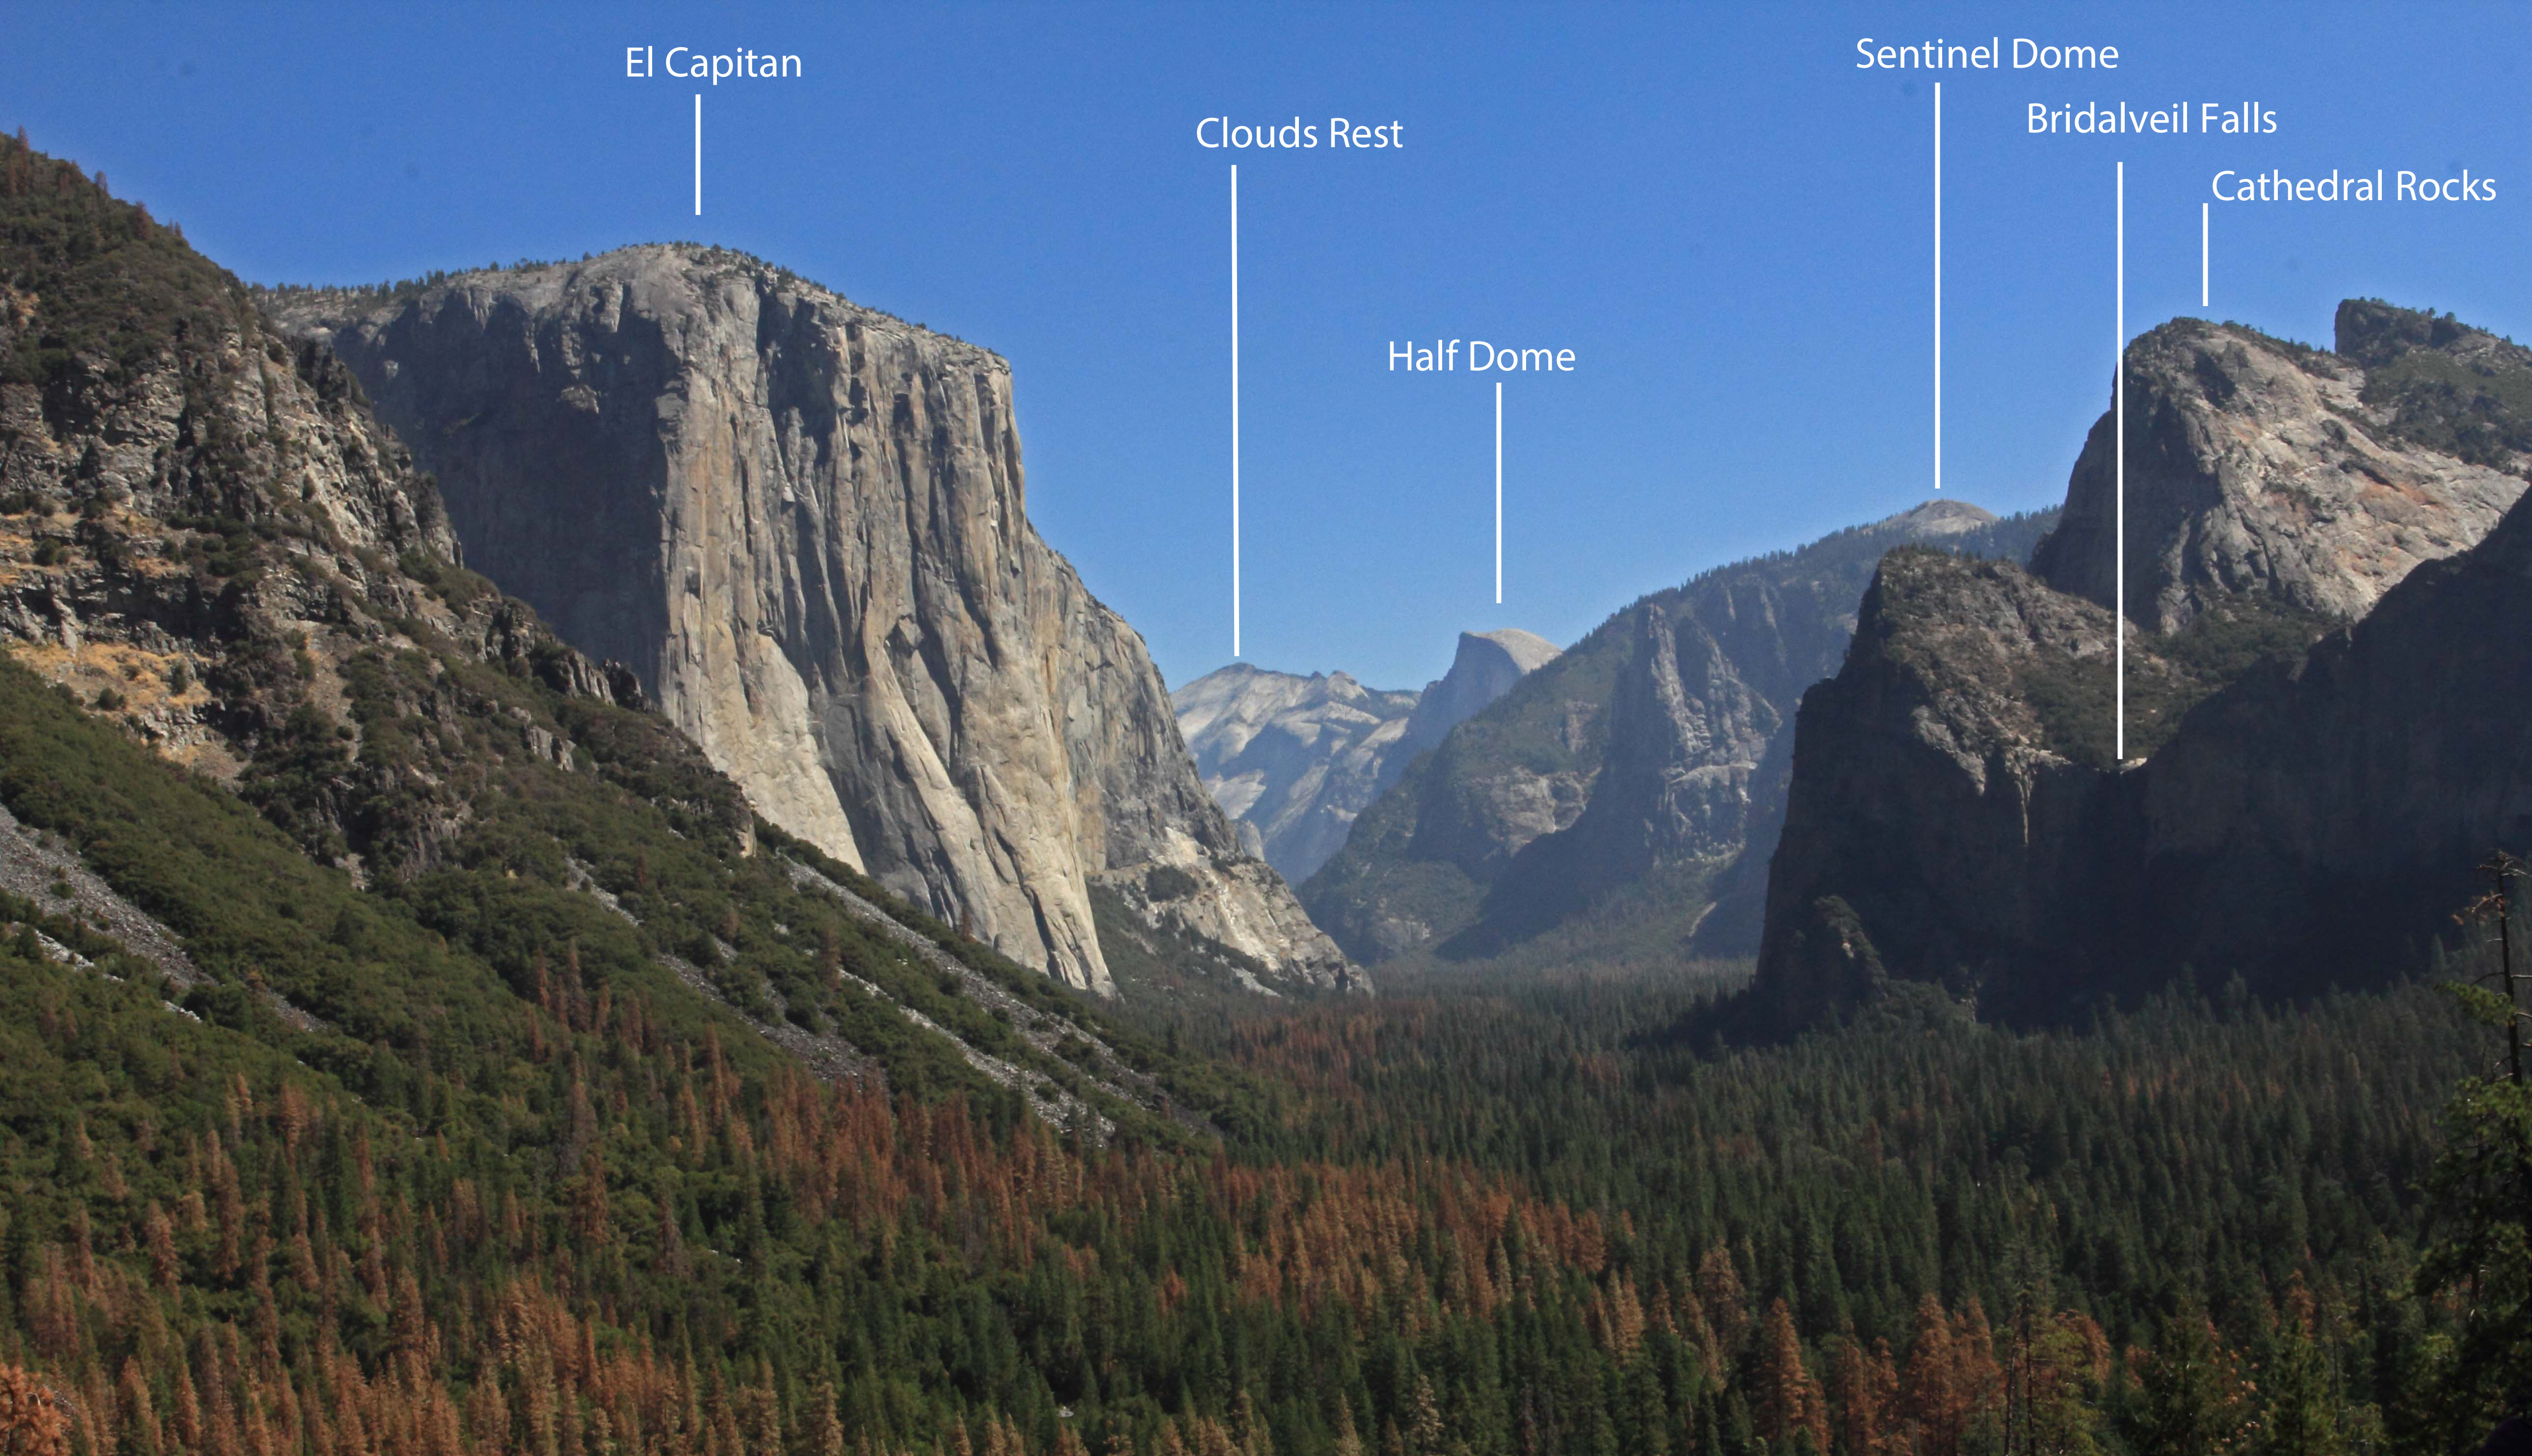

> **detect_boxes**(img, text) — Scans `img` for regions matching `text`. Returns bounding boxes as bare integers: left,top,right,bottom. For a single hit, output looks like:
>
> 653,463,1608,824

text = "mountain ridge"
1301,498,2056,971
0,136,1235,1123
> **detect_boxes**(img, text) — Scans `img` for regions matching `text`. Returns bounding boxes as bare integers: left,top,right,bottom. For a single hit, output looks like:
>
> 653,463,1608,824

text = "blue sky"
9,3,2527,690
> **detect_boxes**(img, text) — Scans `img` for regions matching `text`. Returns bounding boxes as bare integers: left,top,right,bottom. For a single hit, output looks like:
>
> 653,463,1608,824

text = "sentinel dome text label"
1855,37,2118,70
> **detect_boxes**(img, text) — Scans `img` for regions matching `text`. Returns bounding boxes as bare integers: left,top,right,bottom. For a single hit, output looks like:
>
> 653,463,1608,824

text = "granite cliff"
1303,501,2056,969
268,246,1352,995
1754,302,2532,1028
1388,628,1563,783
1172,628,1558,884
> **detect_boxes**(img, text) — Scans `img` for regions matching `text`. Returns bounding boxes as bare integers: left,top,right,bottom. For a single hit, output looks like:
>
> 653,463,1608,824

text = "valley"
8,9,2532,1451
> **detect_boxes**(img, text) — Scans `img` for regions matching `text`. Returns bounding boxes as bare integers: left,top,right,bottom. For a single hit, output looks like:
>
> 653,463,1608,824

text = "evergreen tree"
1753,1300,1827,1454
2117,1305,2247,1456
2250,1295,2347,1456
2414,853,2532,1444
0,1367,69,1456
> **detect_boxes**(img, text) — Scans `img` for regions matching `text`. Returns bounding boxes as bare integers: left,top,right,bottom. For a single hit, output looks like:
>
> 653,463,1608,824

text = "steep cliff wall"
1755,303,2532,1027
2132,495,2532,985
270,246,1351,994
1751,550,2136,1027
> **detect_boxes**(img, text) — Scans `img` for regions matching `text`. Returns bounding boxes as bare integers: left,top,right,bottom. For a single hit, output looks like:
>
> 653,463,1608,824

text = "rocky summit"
1173,628,1559,885
1387,628,1563,784
1753,301,2532,1028
2030,311,2523,632
1303,499,2055,969
268,246,1352,995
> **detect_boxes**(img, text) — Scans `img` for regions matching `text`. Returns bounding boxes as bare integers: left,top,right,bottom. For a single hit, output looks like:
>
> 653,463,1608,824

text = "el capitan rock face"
1753,303,2532,1028
270,245,1352,994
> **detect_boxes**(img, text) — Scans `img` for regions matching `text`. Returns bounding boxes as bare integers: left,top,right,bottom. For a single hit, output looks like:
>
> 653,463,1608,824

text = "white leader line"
2116,161,2127,762
1231,165,1241,657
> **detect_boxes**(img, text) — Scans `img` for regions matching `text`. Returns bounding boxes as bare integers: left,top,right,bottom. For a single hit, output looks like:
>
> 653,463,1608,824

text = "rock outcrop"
269,246,1352,994
2030,316,2523,632
1753,303,2532,1028
1750,550,2136,1028
1172,628,1559,885
1304,500,2055,967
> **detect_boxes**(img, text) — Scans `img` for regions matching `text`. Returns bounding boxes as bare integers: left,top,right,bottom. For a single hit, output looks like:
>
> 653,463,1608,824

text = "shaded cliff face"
1752,551,2135,1028
2132,494,2532,984
1755,302,2532,1028
1303,500,2056,967
270,246,1351,994
1173,628,1560,885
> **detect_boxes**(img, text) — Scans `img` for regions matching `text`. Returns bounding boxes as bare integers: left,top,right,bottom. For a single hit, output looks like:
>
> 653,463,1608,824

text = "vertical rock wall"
273,246,1351,993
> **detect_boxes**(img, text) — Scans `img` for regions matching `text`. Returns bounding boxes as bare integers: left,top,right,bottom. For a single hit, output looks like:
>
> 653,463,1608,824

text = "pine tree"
0,1365,70,1456
1404,1374,1444,1456
2251,1311,2345,1456
1831,1335,1898,1456
1902,1295,1967,1456
807,1389,846,1456
1331,1398,1367,1456
115,1358,159,1456
1696,1248,1749,1356
2416,859,2532,1439
1753,1299,1827,1454
2118,1305,2246,1456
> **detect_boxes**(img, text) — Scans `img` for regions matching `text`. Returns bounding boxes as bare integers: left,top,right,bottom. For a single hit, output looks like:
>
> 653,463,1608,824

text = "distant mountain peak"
1876,499,1998,536
1391,629,1565,770
1172,629,1558,885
